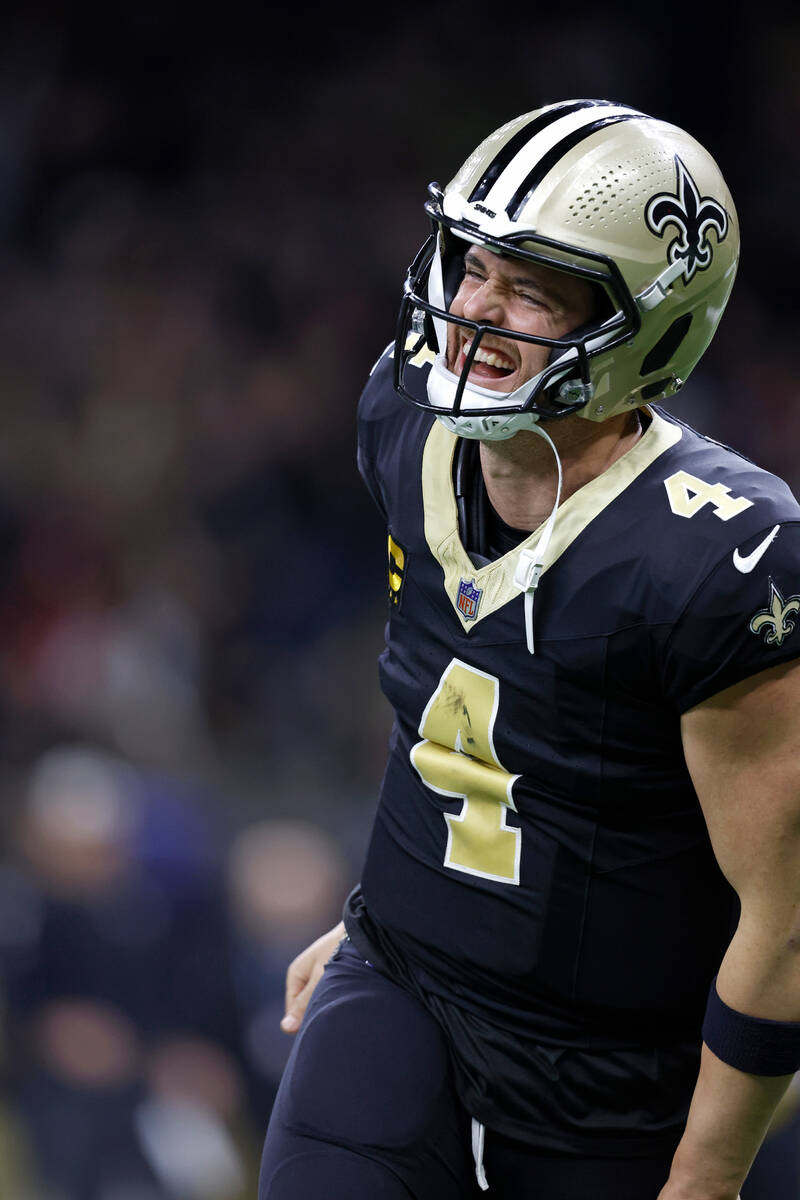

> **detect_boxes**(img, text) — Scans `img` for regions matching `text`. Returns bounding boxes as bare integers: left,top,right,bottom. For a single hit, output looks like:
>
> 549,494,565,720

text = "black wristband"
702,976,800,1076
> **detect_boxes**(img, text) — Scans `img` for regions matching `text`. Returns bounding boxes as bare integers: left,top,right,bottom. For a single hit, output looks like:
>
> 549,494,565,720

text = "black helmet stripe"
506,113,647,220
468,99,619,204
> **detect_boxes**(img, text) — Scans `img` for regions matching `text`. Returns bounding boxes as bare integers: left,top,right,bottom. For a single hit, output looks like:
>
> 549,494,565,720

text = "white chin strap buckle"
513,550,543,593
514,549,544,656
471,1118,490,1191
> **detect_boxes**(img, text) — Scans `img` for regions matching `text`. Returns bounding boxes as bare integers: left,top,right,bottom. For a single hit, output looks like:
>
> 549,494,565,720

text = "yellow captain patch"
388,534,407,608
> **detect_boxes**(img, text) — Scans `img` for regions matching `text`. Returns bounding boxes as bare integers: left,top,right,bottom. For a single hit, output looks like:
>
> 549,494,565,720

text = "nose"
461,279,506,325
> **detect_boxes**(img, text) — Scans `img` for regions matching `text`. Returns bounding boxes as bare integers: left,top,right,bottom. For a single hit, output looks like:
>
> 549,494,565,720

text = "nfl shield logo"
457,577,482,622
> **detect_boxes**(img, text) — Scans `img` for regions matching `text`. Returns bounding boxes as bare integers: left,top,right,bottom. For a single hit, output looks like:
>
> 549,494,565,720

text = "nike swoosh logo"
732,524,781,573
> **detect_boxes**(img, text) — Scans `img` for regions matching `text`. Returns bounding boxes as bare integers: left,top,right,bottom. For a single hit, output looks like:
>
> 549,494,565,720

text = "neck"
478,409,643,530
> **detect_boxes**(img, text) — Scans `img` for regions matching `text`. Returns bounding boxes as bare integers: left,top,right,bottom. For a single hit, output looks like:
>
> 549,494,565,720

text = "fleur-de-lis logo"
645,157,729,283
749,579,800,647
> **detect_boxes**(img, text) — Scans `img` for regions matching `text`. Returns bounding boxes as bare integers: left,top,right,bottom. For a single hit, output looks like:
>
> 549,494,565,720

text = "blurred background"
0,1,797,1196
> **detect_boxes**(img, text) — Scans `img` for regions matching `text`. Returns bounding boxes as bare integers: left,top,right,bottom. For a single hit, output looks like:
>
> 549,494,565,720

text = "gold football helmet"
394,99,739,440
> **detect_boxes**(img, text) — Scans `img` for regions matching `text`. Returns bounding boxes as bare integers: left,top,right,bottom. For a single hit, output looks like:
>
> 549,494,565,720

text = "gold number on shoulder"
411,659,521,885
405,332,436,368
388,535,405,606
664,470,753,521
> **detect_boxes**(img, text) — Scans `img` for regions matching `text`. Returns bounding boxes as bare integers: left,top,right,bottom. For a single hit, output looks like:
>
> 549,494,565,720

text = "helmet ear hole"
640,313,693,375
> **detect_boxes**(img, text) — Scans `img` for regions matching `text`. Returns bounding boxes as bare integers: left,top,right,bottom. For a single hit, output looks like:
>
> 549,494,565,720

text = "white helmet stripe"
506,113,647,220
468,99,615,203
477,103,641,217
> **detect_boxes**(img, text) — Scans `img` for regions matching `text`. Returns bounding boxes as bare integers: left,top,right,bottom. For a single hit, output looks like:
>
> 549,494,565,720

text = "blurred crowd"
0,2,798,1197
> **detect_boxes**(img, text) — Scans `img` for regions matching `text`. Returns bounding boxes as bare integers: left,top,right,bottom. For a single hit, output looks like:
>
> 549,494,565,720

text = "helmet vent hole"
640,313,693,376
565,151,681,227
640,378,672,401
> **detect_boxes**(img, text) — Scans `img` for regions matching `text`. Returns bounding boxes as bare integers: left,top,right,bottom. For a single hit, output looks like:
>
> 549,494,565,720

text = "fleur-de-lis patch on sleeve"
749,579,800,646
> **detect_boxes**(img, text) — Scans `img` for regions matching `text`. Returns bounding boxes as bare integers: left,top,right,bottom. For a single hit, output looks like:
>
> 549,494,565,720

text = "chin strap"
471,1118,489,1191
511,423,563,655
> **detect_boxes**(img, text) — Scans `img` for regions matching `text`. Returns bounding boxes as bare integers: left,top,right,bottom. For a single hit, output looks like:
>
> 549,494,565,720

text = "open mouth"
456,337,516,384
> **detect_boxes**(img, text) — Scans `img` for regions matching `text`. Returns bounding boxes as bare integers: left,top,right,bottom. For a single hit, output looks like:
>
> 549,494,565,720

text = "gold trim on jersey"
421,409,683,631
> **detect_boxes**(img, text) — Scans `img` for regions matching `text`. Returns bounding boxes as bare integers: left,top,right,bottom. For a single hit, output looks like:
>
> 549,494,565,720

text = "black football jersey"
344,345,800,1154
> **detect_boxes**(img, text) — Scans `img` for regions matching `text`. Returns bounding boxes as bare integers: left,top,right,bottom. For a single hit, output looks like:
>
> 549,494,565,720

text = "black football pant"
259,938,672,1199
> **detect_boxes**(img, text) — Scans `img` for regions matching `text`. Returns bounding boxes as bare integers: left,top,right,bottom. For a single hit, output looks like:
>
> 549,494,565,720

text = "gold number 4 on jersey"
664,470,752,520
411,659,521,885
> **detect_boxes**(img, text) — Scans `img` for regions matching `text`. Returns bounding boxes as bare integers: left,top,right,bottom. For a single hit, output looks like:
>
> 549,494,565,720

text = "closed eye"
518,289,546,307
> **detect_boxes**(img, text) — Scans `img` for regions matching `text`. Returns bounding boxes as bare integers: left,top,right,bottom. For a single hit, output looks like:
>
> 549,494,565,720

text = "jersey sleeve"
356,415,386,518
661,521,800,712
356,349,393,520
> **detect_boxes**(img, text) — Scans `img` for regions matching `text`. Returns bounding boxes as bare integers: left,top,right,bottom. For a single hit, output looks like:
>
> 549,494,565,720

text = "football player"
259,100,800,1199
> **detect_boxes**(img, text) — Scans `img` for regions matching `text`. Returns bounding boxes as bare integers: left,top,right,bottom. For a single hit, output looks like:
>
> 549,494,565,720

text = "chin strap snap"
512,422,563,655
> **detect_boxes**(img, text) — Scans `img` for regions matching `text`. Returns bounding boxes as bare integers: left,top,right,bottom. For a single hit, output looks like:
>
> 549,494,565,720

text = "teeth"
463,340,515,371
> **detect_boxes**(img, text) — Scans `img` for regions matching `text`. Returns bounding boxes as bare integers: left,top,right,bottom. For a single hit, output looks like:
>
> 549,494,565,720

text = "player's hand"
280,922,345,1034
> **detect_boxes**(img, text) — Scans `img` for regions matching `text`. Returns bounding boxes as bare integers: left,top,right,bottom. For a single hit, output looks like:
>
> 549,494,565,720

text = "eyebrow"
463,248,566,304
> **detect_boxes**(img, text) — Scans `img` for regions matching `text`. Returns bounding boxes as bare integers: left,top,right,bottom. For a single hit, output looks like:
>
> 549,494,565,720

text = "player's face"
446,246,596,392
